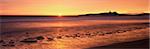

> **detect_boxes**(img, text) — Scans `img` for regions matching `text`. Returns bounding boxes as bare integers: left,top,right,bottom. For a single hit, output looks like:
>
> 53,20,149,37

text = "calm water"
1,16,149,33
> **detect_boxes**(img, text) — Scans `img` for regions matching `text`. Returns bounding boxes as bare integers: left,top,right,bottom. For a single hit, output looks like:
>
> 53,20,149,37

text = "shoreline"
0,22,149,49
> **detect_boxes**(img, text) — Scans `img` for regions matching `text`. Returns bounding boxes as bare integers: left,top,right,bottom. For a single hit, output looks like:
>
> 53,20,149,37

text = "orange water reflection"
2,20,149,32
7,20,149,28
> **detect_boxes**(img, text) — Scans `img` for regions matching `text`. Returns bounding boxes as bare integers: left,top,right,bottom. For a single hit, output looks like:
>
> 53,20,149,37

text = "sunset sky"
1,0,149,15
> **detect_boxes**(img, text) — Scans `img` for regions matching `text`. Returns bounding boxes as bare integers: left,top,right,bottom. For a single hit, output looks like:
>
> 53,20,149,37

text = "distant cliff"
78,11,150,16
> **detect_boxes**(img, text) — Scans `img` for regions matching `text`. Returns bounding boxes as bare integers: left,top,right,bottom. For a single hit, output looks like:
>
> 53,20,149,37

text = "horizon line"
1,12,149,16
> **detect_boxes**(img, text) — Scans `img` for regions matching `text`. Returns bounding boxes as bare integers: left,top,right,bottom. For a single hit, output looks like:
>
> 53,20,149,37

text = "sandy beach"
0,16,149,49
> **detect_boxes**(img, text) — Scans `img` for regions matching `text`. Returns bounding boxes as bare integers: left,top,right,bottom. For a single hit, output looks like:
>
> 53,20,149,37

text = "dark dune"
87,39,149,49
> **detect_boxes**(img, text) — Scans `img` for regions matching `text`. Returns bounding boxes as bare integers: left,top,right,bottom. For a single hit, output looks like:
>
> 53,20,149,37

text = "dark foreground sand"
87,39,149,49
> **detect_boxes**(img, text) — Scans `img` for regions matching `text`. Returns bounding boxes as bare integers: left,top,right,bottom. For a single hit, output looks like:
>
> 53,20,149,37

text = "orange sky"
1,0,149,15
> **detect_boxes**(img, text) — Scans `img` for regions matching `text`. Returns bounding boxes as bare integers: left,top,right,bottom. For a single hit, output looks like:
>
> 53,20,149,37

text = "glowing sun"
58,13,63,17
